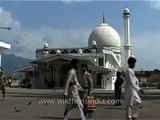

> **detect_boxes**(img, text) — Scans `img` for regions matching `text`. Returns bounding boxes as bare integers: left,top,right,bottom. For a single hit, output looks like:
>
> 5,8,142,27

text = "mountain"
1,53,31,75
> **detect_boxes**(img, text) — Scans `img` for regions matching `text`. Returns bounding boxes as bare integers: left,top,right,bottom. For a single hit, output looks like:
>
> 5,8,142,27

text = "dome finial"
125,4,127,8
123,6,130,15
102,12,106,23
44,42,49,49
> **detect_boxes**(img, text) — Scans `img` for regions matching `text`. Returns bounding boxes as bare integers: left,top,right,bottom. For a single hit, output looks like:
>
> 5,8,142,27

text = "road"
0,88,160,120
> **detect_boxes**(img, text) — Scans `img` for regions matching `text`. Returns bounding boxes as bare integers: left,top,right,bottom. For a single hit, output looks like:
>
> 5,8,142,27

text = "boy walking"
0,72,6,100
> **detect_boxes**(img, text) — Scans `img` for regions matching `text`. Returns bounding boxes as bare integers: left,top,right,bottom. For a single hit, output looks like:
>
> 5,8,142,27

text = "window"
70,49,78,53
97,73,103,86
49,50,56,54
62,50,69,54
83,49,91,53
99,58,104,66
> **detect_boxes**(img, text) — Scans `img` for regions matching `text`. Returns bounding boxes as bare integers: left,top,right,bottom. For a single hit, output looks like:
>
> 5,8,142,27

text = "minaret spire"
125,4,127,8
102,12,106,23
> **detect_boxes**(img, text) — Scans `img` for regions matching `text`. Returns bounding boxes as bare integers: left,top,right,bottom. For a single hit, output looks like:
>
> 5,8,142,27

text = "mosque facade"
17,7,131,90
0,41,11,72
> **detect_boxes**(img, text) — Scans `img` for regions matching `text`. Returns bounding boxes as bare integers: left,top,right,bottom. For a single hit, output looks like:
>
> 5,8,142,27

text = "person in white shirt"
63,59,86,120
124,57,144,120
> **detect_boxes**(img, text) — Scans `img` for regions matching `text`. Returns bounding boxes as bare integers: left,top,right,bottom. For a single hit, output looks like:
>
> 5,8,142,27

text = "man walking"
124,57,144,120
79,63,93,117
63,59,86,120
115,71,123,106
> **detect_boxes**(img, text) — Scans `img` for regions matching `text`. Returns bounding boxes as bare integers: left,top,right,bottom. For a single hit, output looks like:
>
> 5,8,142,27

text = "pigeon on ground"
14,107,21,112
27,101,32,105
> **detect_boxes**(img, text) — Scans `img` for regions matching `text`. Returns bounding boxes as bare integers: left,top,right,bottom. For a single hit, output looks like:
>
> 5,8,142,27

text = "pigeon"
14,107,21,112
27,101,32,105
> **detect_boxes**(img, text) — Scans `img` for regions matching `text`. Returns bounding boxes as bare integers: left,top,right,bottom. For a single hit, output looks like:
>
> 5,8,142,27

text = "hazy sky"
0,0,160,70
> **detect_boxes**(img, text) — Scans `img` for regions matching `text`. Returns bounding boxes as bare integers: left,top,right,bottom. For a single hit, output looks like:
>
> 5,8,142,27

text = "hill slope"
1,53,31,74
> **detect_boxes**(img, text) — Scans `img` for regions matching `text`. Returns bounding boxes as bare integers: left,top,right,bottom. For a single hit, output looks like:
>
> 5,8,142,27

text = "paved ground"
0,88,160,120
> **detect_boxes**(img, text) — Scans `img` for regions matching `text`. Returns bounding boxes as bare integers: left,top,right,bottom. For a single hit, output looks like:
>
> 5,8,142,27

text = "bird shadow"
40,116,80,120
12,110,21,112
0,99,6,101
105,106,126,110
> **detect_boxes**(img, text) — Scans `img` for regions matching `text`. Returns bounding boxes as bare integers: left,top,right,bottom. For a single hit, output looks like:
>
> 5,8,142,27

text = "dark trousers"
1,85,5,98
79,90,88,117
115,87,122,105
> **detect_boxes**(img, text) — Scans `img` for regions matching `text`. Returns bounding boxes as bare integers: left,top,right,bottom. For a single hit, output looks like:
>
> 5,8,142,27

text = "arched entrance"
47,66,55,88
59,64,70,87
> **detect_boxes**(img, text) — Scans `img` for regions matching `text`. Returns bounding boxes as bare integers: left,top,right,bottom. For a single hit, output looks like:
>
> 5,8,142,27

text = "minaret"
102,12,106,23
123,7,131,65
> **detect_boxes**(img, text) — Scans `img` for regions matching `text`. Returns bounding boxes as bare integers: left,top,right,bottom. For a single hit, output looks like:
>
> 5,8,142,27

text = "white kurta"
64,68,84,109
64,68,86,120
124,68,141,107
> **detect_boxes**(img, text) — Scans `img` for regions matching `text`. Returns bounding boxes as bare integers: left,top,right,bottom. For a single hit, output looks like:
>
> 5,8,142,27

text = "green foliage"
140,82,147,87
140,81,159,87
5,74,24,80
151,78,160,83
157,83,160,89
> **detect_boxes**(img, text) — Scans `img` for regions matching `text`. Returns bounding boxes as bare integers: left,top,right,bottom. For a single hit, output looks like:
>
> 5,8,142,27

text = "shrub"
157,83,160,89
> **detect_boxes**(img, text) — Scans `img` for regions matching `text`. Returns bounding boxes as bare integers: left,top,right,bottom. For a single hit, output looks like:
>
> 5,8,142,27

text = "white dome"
44,43,49,48
56,50,61,54
78,49,83,54
88,22,121,48
123,7,130,14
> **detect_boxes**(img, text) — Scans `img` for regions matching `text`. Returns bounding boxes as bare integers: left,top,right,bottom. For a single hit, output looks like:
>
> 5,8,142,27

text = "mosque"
0,27,11,72
0,41,11,72
17,7,132,90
